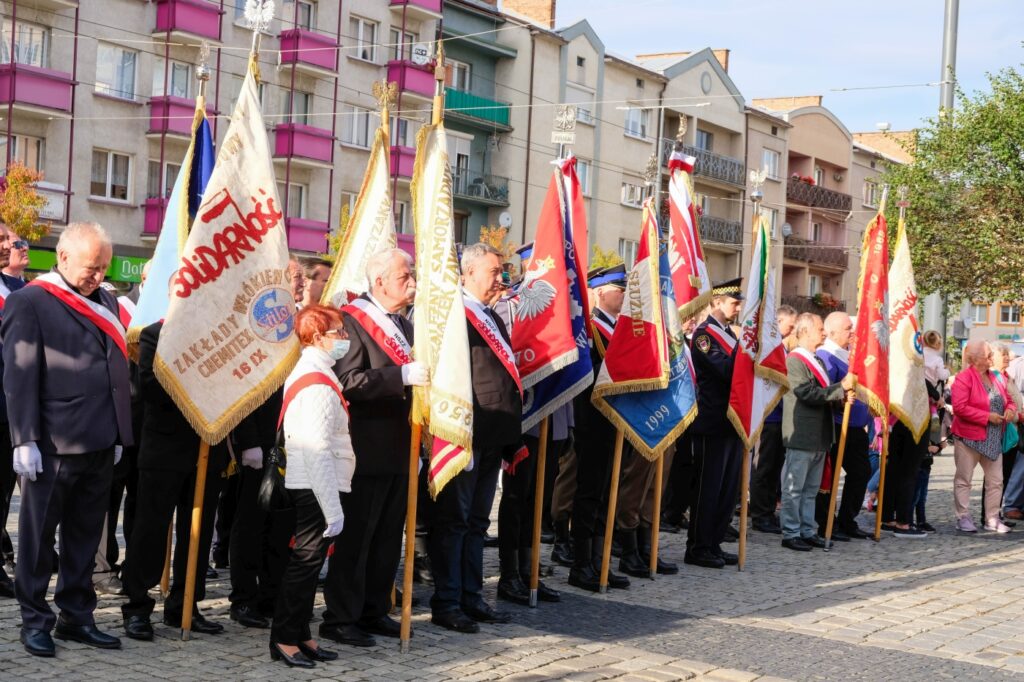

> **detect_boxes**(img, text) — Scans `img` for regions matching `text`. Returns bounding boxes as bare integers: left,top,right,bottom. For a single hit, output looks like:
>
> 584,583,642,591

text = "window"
394,200,409,234
636,78,644,90
999,304,1021,325
763,208,779,238
565,84,595,125
389,28,416,62
863,180,879,207
96,43,138,100
808,274,821,296
812,222,823,242
695,129,713,151
152,58,193,99
390,116,417,148
575,56,586,84
969,303,988,325
276,182,307,219
295,0,316,30
349,17,378,62
624,107,650,139
449,59,471,91
576,56,585,67
0,134,44,172
621,181,645,208
576,159,592,197
91,149,131,201
698,193,711,215
147,160,180,198
340,104,374,148
1,19,49,67
283,90,312,124
618,239,638,269
814,166,824,186
761,148,780,180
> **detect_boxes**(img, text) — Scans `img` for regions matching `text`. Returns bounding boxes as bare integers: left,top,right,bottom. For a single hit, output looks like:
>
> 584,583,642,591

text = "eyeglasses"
12,240,27,250
324,328,347,339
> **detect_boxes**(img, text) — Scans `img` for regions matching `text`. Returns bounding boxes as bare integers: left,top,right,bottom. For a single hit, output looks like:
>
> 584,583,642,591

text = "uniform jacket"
2,278,133,454
573,308,618,456
0,272,26,426
690,316,737,436
782,351,845,452
467,300,522,452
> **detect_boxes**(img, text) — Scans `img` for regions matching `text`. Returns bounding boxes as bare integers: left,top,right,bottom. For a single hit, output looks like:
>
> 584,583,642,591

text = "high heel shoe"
269,642,316,668
298,641,339,662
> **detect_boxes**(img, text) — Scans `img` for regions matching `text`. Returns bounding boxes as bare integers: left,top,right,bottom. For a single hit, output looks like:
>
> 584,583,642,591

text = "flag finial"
675,117,687,145
373,80,398,113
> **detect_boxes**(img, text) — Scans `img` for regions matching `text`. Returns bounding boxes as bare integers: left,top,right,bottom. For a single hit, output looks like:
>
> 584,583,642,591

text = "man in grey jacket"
780,313,855,551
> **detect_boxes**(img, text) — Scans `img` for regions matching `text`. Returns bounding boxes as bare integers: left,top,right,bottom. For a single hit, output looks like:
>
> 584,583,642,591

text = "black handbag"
257,432,291,511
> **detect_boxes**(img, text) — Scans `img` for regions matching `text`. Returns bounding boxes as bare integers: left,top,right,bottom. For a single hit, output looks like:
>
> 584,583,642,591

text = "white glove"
323,513,345,538
13,442,43,481
241,447,264,470
401,361,430,387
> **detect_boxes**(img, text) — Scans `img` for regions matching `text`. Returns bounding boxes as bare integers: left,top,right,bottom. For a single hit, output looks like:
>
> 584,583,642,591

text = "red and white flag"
667,150,711,321
851,207,890,417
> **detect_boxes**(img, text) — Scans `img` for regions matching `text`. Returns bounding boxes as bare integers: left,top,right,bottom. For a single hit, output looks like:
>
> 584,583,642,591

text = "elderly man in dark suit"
429,243,522,634
0,223,23,598
2,222,133,657
318,248,426,648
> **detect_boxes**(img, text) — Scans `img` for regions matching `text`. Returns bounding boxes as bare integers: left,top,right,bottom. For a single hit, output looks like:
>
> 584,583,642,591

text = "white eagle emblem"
871,291,890,352
515,256,557,321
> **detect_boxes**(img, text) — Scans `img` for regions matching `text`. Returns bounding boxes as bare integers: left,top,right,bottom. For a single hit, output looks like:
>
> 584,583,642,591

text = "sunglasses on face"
12,240,27,250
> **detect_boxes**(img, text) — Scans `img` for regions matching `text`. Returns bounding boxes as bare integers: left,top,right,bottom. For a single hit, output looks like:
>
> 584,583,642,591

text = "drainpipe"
65,5,79,225
651,79,667,221
282,0,300,233
6,0,16,169
325,0,343,246
740,110,750,278
520,28,537,245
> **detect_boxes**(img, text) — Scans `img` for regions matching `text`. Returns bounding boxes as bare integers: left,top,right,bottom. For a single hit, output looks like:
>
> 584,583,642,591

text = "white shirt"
820,338,850,364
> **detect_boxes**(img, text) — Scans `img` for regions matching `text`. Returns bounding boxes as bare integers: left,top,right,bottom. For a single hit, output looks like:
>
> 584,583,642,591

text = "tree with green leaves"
590,244,623,270
882,66,1024,302
0,163,49,242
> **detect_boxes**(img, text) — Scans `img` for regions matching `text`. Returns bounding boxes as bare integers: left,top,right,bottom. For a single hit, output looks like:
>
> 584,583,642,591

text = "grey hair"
366,248,413,287
793,312,821,339
962,339,989,366
460,242,502,276
991,342,1011,359
56,222,111,254
776,304,798,320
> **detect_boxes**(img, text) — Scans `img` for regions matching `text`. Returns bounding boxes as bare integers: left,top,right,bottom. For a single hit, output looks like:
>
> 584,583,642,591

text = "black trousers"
815,427,871,532
272,489,332,645
0,427,15,567
687,434,742,555
571,433,617,541
427,447,501,615
662,433,694,524
121,465,223,619
17,448,114,630
749,423,784,521
882,422,927,525
228,467,294,614
322,473,407,628
94,445,137,579
212,471,240,565
498,435,556,561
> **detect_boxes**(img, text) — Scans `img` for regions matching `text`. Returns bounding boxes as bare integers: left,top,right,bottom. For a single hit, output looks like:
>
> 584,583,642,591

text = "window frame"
623,107,650,140
808,274,822,297
95,42,139,101
152,57,194,99
970,303,989,326
296,0,316,31
389,27,416,62
999,303,1021,326
277,181,308,219
695,129,713,152
863,180,879,208
449,59,471,91
90,149,132,203
575,159,593,198
349,16,378,63
0,133,44,172
620,181,645,209
394,200,410,234
761,148,780,180
283,90,313,125
1,18,50,68
811,222,823,242
618,238,638,269
147,159,181,199
340,104,374,149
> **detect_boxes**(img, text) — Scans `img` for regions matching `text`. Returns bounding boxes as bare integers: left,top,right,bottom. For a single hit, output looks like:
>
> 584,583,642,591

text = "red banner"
850,211,890,417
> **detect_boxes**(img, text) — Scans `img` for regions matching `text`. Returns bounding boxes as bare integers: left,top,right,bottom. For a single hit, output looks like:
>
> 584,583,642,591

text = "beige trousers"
953,439,1003,524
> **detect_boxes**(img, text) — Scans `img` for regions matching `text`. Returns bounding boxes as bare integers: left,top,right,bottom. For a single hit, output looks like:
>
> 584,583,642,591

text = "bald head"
56,222,113,296
824,311,853,349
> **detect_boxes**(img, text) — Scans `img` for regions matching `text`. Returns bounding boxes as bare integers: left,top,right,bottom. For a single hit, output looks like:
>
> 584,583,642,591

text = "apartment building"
744,106,792,283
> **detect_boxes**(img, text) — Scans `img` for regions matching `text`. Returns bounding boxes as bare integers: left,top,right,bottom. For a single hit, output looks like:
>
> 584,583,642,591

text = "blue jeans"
913,463,931,523
780,448,825,540
1003,449,1024,512
867,452,881,494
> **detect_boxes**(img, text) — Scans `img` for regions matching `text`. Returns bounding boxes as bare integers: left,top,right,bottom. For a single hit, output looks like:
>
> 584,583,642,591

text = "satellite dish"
499,212,513,228
781,222,793,237
411,43,430,66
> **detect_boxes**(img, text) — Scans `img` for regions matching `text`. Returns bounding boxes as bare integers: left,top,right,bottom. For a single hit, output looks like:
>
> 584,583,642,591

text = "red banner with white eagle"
667,150,712,321
850,208,890,417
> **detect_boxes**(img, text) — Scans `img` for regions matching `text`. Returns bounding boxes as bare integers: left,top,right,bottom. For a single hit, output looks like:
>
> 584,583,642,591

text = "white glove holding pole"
323,512,345,538
114,445,123,466
13,443,43,481
401,361,430,387
241,447,264,470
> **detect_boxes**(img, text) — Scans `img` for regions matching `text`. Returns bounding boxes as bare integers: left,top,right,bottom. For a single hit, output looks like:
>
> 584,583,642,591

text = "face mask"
327,339,350,361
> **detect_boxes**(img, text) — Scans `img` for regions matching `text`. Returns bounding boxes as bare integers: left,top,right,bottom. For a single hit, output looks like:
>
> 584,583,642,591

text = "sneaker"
955,516,978,533
893,526,927,539
984,520,1012,534
917,522,937,533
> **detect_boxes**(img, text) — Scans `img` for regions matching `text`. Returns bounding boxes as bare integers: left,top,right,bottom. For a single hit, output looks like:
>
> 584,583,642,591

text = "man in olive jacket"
780,313,855,551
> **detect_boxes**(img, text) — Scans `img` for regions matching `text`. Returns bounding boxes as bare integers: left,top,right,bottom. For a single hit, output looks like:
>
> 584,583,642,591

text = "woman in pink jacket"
951,340,1018,533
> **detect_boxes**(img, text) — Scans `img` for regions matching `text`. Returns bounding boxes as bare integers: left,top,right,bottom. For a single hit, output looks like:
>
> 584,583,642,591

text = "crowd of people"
0,221,1021,669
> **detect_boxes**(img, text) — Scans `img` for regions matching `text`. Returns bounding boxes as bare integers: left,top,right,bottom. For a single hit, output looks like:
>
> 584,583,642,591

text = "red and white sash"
591,309,615,345
704,321,737,354
117,296,136,329
278,371,348,430
341,297,412,366
464,295,523,397
29,273,127,358
0,278,10,312
791,347,830,388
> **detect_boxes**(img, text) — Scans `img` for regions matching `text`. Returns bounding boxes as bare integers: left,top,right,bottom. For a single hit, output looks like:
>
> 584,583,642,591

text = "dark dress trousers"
1,280,132,630
321,297,413,630
120,322,228,622
428,304,522,615
0,273,26,569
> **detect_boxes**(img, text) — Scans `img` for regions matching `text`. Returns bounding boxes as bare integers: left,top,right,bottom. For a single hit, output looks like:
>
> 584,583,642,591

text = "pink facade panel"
386,60,435,99
0,64,74,112
279,28,338,72
390,146,415,178
274,123,334,165
143,198,168,236
148,96,199,136
286,217,329,252
396,233,415,262
155,0,222,41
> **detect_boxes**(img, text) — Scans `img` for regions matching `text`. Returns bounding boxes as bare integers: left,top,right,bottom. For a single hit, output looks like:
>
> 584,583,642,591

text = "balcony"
274,123,334,169
661,140,745,187
21,0,78,10
390,145,415,180
782,294,847,316
445,88,512,131
786,178,853,212
387,60,435,104
148,96,207,138
0,63,74,117
279,28,338,77
154,0,222,44
389,0,443,21
286,217,329,253
699,215,742,247
452,169,509,207
143,197,168,236
783,235,849,269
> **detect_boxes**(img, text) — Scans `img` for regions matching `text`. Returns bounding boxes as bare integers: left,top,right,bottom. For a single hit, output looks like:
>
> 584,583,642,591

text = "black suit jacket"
2,280,132,454
467,309,522,452
690,317,737,436
137,321,227,472
334,296,413,476
232,387,283,454
0,272,26,426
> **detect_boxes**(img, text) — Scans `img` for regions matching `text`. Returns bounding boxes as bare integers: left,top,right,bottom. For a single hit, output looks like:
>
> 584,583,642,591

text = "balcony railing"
0,63,74,115
143,197,168,236
661,140,745,187
781,294,847,315
389,0,443,19
786,178,853,212
274,123,334,167
699,215,742,246
452,169,510,207
148,96,205,137
279,28,338,74
783,235,849,269
445,88,512,130
27,0,78,10
387,60,435,100
390,145,415,179
155,0,222,42
286,217,329,253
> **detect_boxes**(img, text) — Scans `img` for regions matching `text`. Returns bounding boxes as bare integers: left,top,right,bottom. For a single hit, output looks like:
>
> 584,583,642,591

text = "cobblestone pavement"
2,452,1024,681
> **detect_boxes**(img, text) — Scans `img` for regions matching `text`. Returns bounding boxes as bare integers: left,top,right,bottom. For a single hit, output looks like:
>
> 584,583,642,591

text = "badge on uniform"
696,335,710,353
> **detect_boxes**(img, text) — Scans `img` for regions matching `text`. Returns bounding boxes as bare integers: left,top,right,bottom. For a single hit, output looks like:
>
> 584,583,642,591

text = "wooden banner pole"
180,440,210,641
737,446,752,569
528,417,550,607
648,455,664,577
823,399,853,551
873,420,891,541
599,430,625,593
160,523,172,598
400,422,422,653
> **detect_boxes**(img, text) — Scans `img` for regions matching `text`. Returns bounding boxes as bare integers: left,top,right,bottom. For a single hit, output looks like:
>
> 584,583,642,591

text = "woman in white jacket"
270,304,355,669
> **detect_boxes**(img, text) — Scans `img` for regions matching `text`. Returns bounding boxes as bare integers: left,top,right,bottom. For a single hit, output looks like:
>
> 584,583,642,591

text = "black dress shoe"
716,550,739,566
497,575,531,605
781,537,812,551
482,532,499,548
462,602,511,624
724,525,740,541
298,641,338,661
842,525,871,539
803,535,827,548
230,605,270,629
431,609,479,633
269,642,315,668
21,628,55,657
683,549,725,569
540,529,556,544
358,615,401,638
536,580,561,602
752,518,782,534
821,528,850,542
0,571,14,598
320,623,376,647
163,611,225,634
123,615,154,641
54,619,122,649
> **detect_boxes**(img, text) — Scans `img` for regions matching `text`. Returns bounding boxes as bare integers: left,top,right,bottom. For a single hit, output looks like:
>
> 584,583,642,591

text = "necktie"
388,313,404,328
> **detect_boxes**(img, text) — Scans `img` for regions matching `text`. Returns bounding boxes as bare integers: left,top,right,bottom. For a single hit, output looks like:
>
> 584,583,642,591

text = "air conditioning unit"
952,320,968,340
